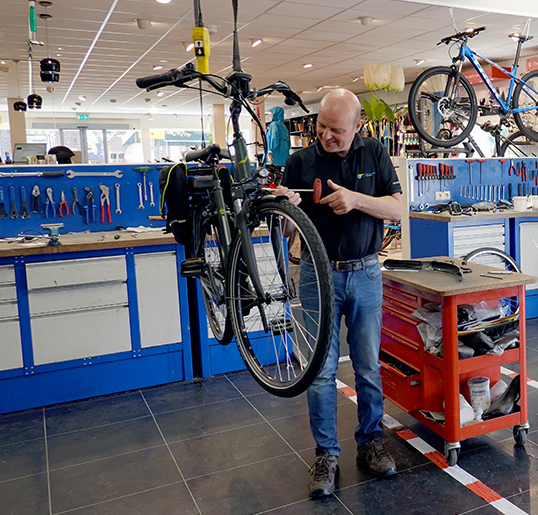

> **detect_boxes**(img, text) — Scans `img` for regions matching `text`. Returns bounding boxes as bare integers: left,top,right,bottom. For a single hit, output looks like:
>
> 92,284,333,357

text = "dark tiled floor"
2,323,538,514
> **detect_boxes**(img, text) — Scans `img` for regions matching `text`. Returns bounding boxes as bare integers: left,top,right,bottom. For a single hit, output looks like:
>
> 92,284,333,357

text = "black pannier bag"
159,162,191,245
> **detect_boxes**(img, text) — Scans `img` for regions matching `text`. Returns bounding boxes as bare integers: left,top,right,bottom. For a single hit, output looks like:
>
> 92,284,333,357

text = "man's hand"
320,179,356,215
273,186,302,206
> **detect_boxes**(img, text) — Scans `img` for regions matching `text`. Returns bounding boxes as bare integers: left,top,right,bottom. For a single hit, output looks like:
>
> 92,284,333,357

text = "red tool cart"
380,257,536,465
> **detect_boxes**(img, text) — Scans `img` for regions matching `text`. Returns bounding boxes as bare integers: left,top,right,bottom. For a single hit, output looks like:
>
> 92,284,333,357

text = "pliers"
84,187,96,224
521,162,527,182
58,191,70,217
31,185,41,213
509,160,516,176
99,185,111,224
72,187,83,216
45,187,56,218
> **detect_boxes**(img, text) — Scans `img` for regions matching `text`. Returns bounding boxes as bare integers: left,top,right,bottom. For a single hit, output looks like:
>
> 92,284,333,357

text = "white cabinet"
26,256,131,365
0,265,23,371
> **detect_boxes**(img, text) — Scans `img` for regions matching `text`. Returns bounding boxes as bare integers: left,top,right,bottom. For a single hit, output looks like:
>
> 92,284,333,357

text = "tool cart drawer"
381,327,421,370
382,303,422,348
0,264,23,371
379,351,421,412
26,256,127,290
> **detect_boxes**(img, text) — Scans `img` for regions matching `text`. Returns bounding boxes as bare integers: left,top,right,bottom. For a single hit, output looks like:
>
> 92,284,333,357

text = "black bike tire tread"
196,216,234,345
408,66,478,148
227,199,333,397
513,70,538,142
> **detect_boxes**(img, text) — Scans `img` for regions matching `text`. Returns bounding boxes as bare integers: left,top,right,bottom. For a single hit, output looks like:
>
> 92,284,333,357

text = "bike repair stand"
41,223,64,246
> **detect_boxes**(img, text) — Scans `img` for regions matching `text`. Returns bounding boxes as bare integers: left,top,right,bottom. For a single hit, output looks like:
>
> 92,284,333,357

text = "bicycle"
408,24,538,148
136,14,333,398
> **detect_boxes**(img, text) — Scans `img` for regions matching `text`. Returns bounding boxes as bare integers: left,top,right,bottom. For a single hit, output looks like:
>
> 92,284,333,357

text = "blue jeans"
301,259,384,456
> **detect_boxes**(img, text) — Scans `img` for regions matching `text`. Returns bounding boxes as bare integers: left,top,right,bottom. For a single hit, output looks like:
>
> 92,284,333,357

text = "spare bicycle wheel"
226,198,333,397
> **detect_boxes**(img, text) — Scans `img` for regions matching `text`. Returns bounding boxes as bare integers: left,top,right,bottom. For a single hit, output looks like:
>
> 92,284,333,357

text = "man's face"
316,107,360,158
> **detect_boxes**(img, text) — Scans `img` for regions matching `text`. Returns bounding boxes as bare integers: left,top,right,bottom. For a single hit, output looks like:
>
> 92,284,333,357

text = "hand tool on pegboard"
20,186,30,219
476,159,486,184
99,185,112,224
498,159,506,178
115,184,122,214
9,186,19,219
58,191,70,217
44,188,56,218
84,187,96,223
0,187,8,218
134,166,153,201
465,159,474,184
31,185,40,213
72,187,83,216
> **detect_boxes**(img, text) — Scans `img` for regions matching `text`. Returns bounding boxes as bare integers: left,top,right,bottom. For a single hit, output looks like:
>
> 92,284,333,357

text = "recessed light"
249,38,262,47
155,0,171,3
316,86,323,92
303,63,313,68
156,91,165,97
182,42,194,52
58,47,63,50
359,16,373,26
153,65,163,70
110,99,117,103
160,59,167,63
415,59,425,66
78,95,87,101
1,61,5,65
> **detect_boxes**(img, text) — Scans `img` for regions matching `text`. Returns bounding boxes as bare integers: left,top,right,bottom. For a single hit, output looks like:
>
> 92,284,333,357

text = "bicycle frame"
454,41,538,117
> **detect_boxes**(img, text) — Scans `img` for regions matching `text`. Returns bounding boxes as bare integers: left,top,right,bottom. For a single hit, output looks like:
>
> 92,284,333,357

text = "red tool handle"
313,178,322,204
107,204,112,223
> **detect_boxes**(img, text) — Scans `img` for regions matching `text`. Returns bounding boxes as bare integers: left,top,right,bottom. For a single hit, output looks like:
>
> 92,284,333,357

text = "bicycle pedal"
180,258,205,278
270,316,294,335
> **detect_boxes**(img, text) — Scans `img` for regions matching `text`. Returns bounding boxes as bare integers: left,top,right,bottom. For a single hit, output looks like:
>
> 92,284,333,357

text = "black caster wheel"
513,427,528,446
446,448,459,466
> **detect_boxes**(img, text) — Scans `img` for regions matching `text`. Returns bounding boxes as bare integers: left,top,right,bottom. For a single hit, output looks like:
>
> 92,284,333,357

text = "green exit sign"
77,114,90,121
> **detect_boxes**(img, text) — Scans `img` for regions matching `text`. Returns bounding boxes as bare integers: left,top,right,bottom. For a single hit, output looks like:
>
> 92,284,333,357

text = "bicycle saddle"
509,33,533,43
185,144,231,164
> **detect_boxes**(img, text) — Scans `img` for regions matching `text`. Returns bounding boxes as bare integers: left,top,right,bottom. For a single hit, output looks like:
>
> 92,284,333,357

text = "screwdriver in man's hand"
292,178,322,203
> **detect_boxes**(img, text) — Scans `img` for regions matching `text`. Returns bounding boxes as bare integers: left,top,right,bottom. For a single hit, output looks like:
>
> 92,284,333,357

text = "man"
278,88,403,497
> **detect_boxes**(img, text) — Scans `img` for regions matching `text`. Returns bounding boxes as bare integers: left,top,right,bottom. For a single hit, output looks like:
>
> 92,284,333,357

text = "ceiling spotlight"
28,93,43,109
182,42,194,51
1,61,6,64
351,77,360,82
110,99,117,103
414,59,425,66
40,57,61,83
153,65,163,70
159,59,167,63
155,0,171,3
303,63,313,68
58,47,63,50
145,98,151,102
78,95,87,101
359,16,373,26
13,101,27,112
46,86,54,93
156,90,165,97
249,38,262,48
75,102,81,106
136,18,152,30
316,86,323,92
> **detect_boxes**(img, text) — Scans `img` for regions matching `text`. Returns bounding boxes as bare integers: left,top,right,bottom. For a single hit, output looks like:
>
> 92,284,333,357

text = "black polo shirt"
282,134,402,261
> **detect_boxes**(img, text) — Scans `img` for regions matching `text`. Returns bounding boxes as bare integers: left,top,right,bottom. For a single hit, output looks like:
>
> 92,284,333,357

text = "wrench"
149,182,155,207
9,186,19,219
66,169,123,179
20,186,30,219
115,183,122,214
137,182,145,209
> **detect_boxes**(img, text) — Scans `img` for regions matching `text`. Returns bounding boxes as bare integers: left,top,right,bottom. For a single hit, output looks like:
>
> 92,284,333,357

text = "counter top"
0,230,177,258
382,257,536,297
410,209,538,223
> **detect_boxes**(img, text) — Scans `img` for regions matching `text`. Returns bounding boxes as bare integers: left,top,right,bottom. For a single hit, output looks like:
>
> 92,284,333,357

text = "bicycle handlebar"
438,26,486,46
136,64,308,112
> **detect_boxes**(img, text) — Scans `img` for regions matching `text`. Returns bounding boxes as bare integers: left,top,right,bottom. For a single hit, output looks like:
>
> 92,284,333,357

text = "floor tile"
455,437,538,500
49,446,182,513
47,415,164,469
154,397,264,443
0,438,46,481
264,496,354,514
56,482,199,515
186,453,309,515
143,376,243,415
45,391,149,436
0,473,49,515
169,422,293,479
336,462,487,515
0,408,44,446
225,370,275,397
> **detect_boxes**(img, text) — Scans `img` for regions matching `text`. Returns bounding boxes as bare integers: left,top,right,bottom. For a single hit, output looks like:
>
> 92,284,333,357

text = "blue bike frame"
458,43,538,116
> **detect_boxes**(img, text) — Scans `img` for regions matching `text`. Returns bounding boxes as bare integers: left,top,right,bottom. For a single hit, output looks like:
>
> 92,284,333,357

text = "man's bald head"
319,89,362,125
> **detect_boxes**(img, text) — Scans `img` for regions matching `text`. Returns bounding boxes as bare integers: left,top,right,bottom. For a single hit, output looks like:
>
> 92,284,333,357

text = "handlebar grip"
136,69,178,90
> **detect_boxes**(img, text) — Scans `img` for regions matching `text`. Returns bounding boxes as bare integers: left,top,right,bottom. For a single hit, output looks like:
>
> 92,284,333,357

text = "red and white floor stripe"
335,377,530,515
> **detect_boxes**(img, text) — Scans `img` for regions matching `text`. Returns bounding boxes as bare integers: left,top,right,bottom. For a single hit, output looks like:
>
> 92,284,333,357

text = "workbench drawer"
381,327,421,370
0,300,19,320
0,264,16,286
379,351,421,412
26,256,127,290
382,304,422,348
0,319,23,371
383,283,421,309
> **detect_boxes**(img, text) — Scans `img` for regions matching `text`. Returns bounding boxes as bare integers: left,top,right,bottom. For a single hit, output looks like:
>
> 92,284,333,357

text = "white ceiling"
0,0,536,117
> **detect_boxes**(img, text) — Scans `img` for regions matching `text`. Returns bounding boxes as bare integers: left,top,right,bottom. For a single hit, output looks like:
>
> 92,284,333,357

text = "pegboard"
406,157,538,212
0,163,164,239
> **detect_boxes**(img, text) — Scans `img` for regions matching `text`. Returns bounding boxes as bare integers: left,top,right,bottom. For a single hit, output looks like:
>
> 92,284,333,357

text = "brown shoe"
308,453,339,497
357,438,397,477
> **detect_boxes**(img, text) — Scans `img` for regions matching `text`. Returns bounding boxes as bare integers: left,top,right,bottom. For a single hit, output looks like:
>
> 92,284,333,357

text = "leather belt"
331,254,378,272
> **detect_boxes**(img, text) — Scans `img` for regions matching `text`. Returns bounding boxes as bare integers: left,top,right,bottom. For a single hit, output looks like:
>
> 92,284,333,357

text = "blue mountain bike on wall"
408,25,538,148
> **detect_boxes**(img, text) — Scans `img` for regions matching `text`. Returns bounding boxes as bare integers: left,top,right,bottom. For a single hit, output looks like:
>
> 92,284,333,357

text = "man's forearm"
353,192,403,221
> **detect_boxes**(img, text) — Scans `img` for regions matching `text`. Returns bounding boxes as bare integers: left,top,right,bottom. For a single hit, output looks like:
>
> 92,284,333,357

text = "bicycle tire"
195,214,234,345
499,130,538,158
513,69,538,141
226,198,333,397
408,66,478,148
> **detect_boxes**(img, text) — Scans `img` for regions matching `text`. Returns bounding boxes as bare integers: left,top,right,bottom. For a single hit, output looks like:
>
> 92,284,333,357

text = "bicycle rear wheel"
227,199,333,397
513,70,538,141
196,216,233,345
408,66,477,147
500,130,538,158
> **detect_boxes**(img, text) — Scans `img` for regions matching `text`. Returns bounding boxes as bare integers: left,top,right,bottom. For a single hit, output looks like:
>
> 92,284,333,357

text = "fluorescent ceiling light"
155,0,171,3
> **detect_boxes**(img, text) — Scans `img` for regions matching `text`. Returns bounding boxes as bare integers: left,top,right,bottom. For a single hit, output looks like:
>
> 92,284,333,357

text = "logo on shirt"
357,172,375,179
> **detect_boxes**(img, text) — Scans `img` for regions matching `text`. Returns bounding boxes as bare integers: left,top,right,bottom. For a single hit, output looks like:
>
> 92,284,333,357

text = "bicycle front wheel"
500,130,538,158
227,199,333,397
196,216,233,345
513,69,538,141
408,66,477,147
